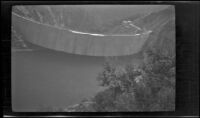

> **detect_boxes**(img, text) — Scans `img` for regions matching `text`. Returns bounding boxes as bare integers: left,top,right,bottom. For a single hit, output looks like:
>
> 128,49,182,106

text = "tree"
70,48,175,112
92,48,175,111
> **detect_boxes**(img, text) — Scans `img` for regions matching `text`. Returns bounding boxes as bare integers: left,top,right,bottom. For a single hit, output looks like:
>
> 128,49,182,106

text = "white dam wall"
12,13,150,56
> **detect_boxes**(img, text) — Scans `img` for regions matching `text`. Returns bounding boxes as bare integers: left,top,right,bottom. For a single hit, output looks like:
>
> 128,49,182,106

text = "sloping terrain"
12,5,175,57
11,5,175,111
12,12,150,56
137,6,175,57
12,5,169,33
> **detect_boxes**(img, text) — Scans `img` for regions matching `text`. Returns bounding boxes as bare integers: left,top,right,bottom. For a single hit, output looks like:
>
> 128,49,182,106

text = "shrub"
91,48,175,111
71,48,175,112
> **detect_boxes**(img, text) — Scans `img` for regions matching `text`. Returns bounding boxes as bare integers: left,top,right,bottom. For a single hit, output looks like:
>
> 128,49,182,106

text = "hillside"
12,5,170,33
12,5,175,57
137,6,175,57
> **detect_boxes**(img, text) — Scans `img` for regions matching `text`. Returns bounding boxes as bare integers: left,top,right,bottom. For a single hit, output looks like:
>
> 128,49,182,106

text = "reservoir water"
12,46,142,112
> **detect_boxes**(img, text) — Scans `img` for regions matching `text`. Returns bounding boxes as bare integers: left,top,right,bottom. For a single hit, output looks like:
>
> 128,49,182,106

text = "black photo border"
2,1,199,117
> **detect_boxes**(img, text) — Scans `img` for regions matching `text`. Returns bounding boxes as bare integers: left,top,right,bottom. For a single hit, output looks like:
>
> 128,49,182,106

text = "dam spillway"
12,13,151,56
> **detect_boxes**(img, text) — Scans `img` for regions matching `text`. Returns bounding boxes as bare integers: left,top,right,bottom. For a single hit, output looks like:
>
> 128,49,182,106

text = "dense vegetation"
35,16,175,111
36,47,175,112
64,47,175,112
65,16,175,111
13,5,175,112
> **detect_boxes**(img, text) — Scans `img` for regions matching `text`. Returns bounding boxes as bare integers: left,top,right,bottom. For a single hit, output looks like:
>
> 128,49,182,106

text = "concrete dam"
12,13,151,56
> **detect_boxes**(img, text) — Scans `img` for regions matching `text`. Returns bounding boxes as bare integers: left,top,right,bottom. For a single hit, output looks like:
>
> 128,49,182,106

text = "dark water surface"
12,49,142,111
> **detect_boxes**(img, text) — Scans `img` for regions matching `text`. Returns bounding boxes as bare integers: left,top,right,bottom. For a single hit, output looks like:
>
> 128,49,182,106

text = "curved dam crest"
12,13,151,56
